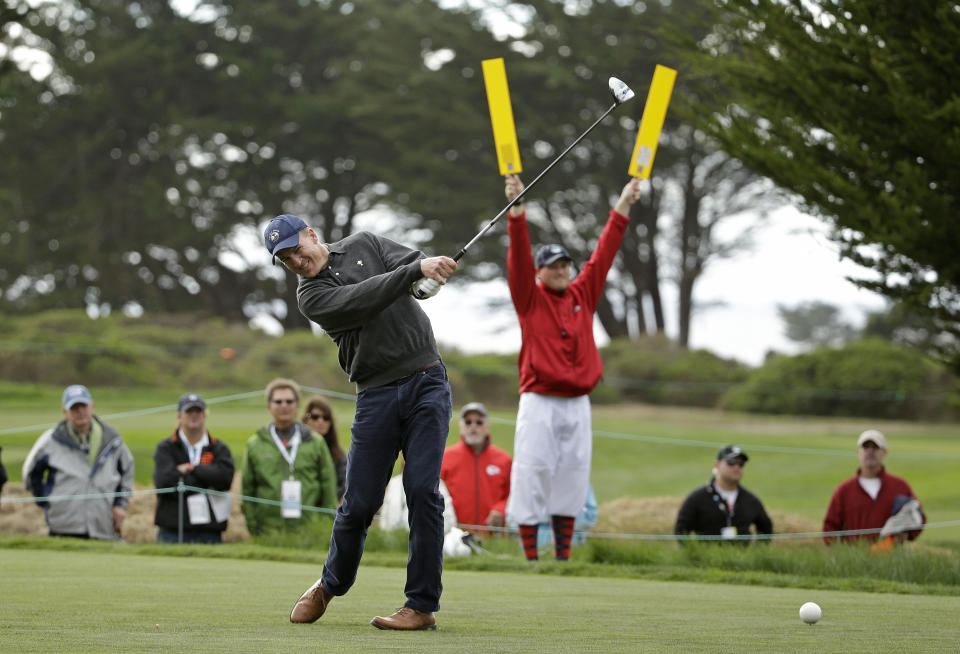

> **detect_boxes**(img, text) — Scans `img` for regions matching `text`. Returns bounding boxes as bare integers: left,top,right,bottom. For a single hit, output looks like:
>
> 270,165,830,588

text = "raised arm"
505,175,537,316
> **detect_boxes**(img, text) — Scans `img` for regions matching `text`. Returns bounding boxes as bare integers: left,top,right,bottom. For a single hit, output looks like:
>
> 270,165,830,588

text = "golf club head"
609,77,635,104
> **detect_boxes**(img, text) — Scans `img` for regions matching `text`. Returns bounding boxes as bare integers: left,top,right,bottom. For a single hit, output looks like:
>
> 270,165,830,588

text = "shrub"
599,336,751,407
721,339,958,419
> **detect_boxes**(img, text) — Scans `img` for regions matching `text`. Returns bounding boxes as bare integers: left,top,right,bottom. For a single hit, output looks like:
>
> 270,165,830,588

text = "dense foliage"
1,0,770,349
673,0,960,369
722,339,958,419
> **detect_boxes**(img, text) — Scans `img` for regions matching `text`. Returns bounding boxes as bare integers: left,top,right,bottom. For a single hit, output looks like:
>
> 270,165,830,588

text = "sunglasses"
307,413,331,421
723,458,746,467
271,398,296,405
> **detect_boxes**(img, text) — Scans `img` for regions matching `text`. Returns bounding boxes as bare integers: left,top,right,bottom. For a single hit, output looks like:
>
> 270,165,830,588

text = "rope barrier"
4,487,954,543
2,387,958,461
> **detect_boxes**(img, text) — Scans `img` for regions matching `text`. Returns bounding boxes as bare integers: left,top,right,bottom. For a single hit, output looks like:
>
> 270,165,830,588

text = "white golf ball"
799,602,822,624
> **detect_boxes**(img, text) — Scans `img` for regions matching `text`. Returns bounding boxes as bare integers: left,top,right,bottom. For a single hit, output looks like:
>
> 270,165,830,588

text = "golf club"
412,76,635,299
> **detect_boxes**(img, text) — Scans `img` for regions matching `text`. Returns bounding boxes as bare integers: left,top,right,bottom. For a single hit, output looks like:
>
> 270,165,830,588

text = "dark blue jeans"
321,362,451,613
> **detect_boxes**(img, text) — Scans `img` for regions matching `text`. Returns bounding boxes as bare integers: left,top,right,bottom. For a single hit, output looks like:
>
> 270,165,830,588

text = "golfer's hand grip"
411,278,441,300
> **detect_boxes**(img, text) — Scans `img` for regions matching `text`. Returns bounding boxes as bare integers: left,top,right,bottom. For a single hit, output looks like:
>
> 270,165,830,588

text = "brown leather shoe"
289,579,334,623
370,606,437,631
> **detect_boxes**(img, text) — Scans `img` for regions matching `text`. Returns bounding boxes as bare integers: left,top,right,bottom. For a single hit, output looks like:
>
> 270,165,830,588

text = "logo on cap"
269,229,280,243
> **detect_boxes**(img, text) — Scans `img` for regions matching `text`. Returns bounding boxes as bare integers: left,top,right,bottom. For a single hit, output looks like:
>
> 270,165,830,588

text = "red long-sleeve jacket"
822,466,925,544
440,437,512,528
507,208,630,396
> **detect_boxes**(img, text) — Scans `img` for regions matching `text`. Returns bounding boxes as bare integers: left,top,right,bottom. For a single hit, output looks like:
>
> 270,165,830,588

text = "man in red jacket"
822,429,925,546
440,402,512,534
503,174,641,561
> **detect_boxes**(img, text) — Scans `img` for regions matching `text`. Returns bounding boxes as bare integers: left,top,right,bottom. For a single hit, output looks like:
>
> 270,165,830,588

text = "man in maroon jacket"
502,174,640,561
822,429,925,546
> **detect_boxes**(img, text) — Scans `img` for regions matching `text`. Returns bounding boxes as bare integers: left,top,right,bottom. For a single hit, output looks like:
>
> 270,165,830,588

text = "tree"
777,300,856,348
0,0,501,328
862,301,958,361
459,0,773,344
674,0,960,369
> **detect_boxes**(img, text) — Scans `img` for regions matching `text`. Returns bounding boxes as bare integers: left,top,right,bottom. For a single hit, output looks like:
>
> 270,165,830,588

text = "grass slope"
2,548,959,653
3,388,958,541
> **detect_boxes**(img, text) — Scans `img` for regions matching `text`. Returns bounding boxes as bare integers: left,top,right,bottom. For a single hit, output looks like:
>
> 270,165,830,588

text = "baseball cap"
264,214,308,264
460,402,488,418
857,429,887,449
177,393,207,412
62,385,93,410
716,445,748,463
535,244,572,268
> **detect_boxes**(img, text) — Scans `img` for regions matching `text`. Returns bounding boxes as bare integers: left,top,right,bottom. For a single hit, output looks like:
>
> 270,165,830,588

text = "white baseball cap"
856,429,887,450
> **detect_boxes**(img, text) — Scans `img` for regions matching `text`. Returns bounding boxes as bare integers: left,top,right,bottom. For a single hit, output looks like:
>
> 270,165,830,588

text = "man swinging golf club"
503,174,641,561
265,214,457,631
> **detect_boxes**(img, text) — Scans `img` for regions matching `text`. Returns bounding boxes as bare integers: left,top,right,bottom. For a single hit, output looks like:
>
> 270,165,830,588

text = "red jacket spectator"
822,466,925,544
441,436,512,530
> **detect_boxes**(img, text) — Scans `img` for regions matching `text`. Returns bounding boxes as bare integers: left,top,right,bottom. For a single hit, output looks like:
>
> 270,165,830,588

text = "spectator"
241,378,338,535
502,174,642,561
22,385,134,540
823,429,925,546
674,445,773,545
153,393,235,544
302,395,347,501
440,402,511,533
0,446,7,497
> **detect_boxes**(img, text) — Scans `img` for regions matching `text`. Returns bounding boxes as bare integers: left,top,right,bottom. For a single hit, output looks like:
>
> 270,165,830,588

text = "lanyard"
179,429,208,467
710,483,737,527
270,425,301,478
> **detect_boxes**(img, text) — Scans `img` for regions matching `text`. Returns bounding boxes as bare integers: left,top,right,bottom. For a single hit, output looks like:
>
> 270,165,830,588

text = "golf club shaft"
452,100,620,262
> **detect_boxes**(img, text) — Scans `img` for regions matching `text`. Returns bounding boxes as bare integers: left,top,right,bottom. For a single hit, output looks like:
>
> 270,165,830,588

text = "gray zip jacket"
22,417,135,540
297,231,440,389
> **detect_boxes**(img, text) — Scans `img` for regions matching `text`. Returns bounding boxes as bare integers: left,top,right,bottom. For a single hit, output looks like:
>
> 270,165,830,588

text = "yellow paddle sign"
482,58,522,175
628,65,677,179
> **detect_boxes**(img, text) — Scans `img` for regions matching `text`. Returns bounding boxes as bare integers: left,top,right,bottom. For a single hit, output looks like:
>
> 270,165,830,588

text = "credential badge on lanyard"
271,425,302,518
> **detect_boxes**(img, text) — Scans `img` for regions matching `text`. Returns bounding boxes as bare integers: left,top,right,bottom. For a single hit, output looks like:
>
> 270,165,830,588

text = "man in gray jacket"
22,384,135,540
266,214,456,631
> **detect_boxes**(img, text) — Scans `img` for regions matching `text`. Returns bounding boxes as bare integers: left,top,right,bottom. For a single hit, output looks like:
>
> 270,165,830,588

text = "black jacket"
674,479,773,544
0,446,7,495
153,431,235,532
296,231,440,390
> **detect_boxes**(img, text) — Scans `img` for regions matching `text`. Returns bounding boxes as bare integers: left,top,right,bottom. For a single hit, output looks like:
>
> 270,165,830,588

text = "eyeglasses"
723,458,746,467
464,419,485,426
307,413,330,421
271,398,296,405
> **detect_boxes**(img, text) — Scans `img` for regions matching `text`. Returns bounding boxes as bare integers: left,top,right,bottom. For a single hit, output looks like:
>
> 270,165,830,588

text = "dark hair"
302,395,346,463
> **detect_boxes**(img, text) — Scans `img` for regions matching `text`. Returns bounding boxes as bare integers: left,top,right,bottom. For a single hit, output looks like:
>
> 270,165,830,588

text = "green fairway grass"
1,548,959,653
3,385,959,543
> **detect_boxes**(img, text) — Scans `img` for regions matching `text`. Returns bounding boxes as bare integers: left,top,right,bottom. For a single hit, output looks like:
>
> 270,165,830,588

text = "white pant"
506,392,592,526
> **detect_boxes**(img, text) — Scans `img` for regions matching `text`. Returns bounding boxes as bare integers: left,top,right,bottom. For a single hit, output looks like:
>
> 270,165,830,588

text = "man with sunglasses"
674,445,773,545
441,402,512,534
241,378,338,535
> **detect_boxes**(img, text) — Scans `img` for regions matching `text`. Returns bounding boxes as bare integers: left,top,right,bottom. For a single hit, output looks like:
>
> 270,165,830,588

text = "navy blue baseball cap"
264,214,308,264
535,244,572,268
